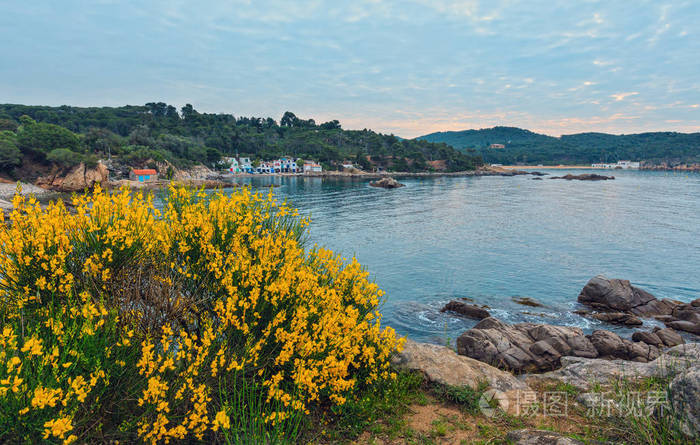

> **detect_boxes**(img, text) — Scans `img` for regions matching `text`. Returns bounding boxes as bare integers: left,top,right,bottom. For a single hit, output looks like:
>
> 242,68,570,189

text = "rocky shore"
397,275,700,436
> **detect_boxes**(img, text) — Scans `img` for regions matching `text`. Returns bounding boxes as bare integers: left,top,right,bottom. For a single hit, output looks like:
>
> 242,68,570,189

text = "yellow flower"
212,409,230,431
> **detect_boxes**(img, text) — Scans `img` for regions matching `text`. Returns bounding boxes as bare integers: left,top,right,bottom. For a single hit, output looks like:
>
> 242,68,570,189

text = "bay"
234,169,700,344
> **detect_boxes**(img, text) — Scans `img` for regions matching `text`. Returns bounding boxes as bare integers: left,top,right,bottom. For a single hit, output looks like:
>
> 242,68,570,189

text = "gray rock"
505,429,585,444
441,300,490,320
589,330,627,358
632,331,664,347
590,312,643,326
457,318,599,373
578,275,655,312
653,327,685,347
391,339,529,393
525,343,700,390
369,176,404,188
666,320,700,335
667,366,700,436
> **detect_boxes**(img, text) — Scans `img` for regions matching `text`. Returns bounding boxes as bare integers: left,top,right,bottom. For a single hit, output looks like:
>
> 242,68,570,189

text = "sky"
0,0,699,138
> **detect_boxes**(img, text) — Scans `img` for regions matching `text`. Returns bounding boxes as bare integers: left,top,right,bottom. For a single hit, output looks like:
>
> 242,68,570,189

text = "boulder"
391,339,529,398
578,275,655,312
589,330,628,358
549,174,614,181
456,318,668,373
653,327,685,347
441,300,490,320
590,312,643,326
512,297,544,307
369,177,404,189
505,429,585,445
666,320,700,335
632,331,664,347
668,366,700,436
36,162,109,192
526,343,700,390
456,318,598,373
578,276,700,336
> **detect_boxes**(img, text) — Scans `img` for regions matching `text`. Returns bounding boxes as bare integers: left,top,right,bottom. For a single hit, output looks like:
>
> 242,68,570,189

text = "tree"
280,111,298,127
0,119,18,132
0,131,21,170
16,120,82,157
46,148,83,168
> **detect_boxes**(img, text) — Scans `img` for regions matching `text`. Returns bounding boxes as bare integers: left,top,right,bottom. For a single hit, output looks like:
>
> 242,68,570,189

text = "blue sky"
0,0,698,137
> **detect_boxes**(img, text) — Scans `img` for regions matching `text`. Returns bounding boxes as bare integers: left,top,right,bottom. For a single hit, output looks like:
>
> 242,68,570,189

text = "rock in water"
441,300,490,319
369,177,404,189
456,317,668,373
550,173,614,180
512,297,544,307
590,312,643,325
578,275,700,336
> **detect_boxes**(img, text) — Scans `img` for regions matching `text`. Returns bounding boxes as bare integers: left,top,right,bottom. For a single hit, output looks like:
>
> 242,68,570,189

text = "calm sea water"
232,170,700,344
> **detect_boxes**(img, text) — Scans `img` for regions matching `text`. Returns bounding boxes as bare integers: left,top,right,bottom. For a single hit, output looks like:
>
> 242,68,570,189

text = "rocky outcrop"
456,318,598,373
36,162,109,192
668,366,700,436
549,174,614,180
525,343,700,390
589,312,642,325
578,276,700,336
652,327,685,347
391,339,529,396
506,429,584,445
441,300,490,320
512,297,544,307
456,317,670,373
369,177,405,189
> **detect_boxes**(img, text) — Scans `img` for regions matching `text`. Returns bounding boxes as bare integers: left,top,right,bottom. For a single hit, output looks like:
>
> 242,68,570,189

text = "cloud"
611,92,639,102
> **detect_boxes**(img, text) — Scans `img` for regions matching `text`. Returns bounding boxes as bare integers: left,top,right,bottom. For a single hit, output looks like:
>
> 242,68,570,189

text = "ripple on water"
229,172,700,343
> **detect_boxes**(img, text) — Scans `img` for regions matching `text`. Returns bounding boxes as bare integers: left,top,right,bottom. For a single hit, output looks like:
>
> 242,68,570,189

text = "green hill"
0,103,482,177
418,126,700,165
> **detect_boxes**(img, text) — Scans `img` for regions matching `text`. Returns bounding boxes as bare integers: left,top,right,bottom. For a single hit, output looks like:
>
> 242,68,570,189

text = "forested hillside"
0,103,481,177
419,126,700,165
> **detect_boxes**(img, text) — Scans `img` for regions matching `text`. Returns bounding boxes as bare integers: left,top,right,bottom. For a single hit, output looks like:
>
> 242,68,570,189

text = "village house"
591,160,640,169
239,157,254,173
129,168,158,182
303,162,322,173
280,157,298,172
489,143,506,149
224,157,241,173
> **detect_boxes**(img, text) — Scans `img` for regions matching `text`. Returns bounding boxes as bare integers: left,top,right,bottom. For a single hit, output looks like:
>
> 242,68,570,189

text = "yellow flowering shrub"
0,185,402,443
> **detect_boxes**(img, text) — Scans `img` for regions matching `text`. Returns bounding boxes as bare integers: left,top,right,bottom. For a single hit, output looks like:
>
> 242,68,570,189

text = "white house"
303,162,322,173
239,157,254,173
225,157,241,173
591,161,640,169
280,157,298,173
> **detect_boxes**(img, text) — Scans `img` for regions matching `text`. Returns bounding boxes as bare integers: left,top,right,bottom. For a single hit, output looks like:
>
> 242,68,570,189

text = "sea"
232,169,700,344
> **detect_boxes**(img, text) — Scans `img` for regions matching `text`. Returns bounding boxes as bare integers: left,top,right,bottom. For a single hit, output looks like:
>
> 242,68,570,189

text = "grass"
312,369,699,445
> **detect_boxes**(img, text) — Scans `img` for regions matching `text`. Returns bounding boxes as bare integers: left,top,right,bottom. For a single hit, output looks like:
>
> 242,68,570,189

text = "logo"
479,389,508,417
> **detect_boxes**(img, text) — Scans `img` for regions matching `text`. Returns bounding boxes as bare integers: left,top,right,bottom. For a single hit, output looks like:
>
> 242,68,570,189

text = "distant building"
279,157,298,173
256,162,273,174
341,162,355,170
591,161,640,169
225,157,241,173
489,143,506,149
303,162,322,173
130,168,158,182
239,157,254,173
